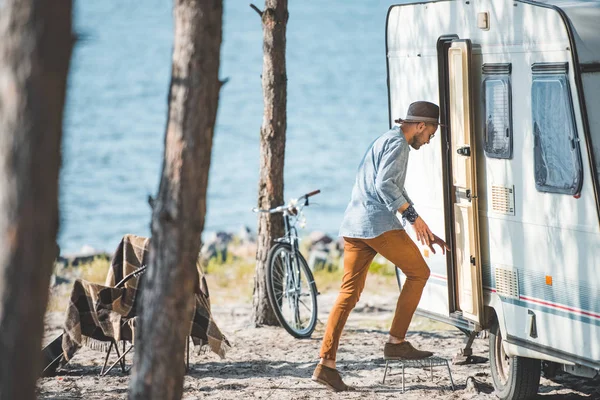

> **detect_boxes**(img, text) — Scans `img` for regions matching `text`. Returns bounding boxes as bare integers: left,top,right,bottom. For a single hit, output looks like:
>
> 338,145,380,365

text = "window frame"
482,63,513,159
531,62,583,195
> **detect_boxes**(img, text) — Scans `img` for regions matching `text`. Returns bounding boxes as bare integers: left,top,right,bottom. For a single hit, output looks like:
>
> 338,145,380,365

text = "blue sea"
59,0,402,253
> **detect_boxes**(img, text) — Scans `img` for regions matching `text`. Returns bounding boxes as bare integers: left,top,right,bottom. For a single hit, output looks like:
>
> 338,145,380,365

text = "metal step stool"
382,356,455,392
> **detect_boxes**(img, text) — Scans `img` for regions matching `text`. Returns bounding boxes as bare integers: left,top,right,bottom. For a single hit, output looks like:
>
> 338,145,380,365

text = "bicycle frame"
275,212,300,252
272,193,312,267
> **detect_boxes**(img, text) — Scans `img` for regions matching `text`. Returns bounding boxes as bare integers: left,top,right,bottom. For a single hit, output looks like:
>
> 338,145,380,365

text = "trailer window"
531,64,582,195
483,64,512,159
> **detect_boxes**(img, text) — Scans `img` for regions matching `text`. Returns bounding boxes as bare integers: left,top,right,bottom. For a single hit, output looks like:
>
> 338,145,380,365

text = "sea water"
59,0,402,253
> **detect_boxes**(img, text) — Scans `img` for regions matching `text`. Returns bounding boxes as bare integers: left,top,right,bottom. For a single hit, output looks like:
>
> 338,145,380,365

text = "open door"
447,40,484,328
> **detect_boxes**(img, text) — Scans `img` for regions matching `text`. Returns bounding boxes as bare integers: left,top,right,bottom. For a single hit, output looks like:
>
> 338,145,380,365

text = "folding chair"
41,234,223,378
41,265,146,377
99,265,200,375
98,265,145,376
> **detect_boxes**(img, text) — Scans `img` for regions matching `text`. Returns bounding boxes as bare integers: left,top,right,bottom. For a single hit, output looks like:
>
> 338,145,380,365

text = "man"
312,101,449,392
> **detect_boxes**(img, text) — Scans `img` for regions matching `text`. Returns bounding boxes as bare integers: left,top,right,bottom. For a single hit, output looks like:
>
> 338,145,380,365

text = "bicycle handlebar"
303,189,321,198
252,189,320,214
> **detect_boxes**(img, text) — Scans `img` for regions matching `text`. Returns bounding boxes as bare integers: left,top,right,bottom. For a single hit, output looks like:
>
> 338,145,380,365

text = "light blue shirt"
339,126,413,238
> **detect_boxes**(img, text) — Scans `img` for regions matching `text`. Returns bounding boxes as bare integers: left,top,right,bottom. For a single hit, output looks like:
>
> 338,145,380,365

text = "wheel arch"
485,292,509,338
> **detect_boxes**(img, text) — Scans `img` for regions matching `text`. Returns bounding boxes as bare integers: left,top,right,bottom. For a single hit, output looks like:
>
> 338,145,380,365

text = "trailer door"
447,40,484,327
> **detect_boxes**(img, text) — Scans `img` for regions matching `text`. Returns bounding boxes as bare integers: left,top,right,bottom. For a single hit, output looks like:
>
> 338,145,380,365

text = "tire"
266,243,318,338
489,319,541,400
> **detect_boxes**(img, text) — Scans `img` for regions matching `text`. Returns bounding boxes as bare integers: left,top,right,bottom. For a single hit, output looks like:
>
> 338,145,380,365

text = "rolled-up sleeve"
374,141,411,212
402,188,414,206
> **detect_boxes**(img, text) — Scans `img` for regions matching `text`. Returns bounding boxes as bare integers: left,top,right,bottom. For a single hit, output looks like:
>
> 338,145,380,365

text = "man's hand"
428,234,450,255
412,217,450,255
412,216,434,246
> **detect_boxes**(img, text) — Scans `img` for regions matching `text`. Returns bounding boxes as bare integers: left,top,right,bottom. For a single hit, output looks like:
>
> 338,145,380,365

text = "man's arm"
402,188,413,207
376,140,449,253
396,203,449,254
398,202,410,214
374,142,410,212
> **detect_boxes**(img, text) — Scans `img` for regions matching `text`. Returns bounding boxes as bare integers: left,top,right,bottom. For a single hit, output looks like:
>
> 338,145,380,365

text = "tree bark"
251,0,288,326
127,1,222,399
0,1,73,399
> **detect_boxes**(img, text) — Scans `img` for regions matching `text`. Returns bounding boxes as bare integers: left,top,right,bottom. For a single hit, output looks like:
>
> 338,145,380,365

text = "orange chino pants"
319,229,430,360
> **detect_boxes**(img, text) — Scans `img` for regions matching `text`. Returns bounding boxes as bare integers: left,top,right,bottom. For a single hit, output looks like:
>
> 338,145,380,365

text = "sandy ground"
38,288,599,400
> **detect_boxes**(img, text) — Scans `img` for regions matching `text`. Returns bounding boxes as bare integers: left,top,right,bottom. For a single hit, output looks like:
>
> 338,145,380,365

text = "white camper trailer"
386,0,600,398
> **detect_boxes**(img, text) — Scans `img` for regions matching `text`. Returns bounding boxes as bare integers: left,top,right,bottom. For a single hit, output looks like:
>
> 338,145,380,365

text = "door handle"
464,189,477,202
457,146,471,156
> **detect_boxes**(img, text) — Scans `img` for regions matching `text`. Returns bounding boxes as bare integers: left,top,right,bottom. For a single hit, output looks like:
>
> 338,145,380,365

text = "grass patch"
205,253,255,288
204,253,255,305
313,267,344,293
313,258,399,295
46,284,70,312
76,257,111,284
369,258,396,277
45,250,401,312
46,257,112,313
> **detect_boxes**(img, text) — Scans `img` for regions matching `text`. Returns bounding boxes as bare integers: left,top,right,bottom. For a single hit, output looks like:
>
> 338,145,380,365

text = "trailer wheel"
489,320,541,400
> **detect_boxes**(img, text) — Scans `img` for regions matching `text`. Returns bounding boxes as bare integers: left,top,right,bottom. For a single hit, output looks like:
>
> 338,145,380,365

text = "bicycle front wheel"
266,243,318,338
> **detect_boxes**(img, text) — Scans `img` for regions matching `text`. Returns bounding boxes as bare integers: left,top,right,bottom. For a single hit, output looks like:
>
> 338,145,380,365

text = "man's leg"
369,230,432,358
319,237,376,365
313,237,376,391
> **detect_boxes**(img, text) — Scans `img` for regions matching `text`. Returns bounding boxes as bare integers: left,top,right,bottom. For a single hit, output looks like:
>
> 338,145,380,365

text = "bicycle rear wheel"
266,243,318,338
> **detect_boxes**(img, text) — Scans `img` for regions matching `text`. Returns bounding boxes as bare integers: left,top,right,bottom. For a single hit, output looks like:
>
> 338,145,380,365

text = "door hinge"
470,255,476,265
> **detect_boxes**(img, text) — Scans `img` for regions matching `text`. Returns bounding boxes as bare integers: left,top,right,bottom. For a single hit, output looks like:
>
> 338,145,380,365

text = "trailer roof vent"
495,267,520,299
491,185,515,215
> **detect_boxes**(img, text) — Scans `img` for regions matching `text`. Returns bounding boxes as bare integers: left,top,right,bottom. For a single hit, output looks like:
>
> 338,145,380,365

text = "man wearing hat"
312,101,449,392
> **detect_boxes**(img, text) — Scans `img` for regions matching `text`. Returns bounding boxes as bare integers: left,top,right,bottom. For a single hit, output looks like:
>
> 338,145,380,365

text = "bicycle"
253,190,320,338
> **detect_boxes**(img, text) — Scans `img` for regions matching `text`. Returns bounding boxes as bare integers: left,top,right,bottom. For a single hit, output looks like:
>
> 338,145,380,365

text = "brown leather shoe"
384,341,433,360
311,364,355,392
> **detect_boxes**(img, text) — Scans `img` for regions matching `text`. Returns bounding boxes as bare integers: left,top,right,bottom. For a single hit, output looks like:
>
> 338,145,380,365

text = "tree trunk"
251,0,288,326
127,1,222,399
0,1,73,399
